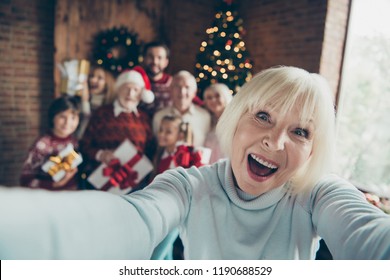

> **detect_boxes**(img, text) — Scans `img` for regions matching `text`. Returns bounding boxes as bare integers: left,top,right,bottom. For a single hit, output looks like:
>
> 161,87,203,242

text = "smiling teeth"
250,154,278,169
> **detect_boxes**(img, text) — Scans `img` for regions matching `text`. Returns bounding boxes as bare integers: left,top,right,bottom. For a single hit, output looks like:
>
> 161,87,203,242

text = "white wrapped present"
58,59,90,96
87,139,153,195
195,146,212,165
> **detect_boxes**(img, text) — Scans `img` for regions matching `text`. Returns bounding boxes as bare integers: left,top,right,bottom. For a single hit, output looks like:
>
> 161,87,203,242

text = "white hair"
204,83,233,104
216,65,336,192
172,70,197,91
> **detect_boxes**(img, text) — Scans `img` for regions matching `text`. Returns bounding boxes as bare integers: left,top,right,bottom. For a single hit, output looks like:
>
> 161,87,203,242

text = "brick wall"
0,0,55,186
239,0,350,98
162,0,218,74
239,0,327,73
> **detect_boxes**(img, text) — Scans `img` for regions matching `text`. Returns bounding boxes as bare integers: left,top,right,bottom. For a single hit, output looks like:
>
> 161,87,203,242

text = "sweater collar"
171,104,195,116
113,100,139,117
220,159,290,210
49,131,74,142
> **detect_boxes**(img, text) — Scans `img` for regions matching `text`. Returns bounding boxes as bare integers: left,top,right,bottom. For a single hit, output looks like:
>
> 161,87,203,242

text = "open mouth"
248,154,278,177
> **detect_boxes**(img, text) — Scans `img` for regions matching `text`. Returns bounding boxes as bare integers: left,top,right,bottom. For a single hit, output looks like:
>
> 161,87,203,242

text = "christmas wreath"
92,26,141,76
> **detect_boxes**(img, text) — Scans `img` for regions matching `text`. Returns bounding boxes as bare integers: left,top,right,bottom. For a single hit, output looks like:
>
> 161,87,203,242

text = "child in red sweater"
151,115,204,260
152,115,202,177
80,66,156,192
20,95,81,190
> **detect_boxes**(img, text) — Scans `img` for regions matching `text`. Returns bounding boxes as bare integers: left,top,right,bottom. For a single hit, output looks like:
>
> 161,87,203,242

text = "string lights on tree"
92,26,141,76
195,0,253,97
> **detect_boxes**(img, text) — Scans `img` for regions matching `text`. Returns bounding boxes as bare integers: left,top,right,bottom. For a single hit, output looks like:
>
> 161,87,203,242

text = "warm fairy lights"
194,3,253,96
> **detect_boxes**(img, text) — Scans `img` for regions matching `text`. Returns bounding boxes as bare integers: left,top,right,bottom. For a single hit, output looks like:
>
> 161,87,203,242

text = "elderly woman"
203,83,233,163
1,66,389,259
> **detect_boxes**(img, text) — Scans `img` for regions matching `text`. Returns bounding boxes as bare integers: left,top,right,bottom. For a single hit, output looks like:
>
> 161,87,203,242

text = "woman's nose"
262,130,286,151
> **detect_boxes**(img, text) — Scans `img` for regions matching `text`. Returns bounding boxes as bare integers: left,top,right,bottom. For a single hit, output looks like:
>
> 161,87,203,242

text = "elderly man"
152,70,211,147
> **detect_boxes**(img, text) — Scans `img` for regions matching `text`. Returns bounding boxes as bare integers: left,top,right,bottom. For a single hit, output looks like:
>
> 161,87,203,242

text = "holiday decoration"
194,0,253,97
57,59,90,96
92,26,141,76
157,145,212,174
41,143,83,182
87,139,153,195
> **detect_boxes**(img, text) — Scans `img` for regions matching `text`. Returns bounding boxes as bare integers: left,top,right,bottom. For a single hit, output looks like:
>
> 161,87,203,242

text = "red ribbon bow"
173,145,203,168
102,153,142,190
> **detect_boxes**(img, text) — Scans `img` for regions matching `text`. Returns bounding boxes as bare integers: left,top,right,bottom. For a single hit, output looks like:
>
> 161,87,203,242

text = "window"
336,0,390,198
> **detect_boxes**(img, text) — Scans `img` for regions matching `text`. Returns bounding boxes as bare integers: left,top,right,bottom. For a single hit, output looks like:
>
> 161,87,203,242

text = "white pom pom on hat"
114,66,155,104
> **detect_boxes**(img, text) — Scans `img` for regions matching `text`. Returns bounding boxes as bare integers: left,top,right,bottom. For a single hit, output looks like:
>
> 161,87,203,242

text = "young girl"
19,95,81,190
76,65,115,139
86,65,115,109
152,115,203,177
151,115,203,260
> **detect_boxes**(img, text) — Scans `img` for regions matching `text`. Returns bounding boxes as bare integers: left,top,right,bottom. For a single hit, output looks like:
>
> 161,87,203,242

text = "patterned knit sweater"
139,73,172,117
19,133,79,190
80,104,154,173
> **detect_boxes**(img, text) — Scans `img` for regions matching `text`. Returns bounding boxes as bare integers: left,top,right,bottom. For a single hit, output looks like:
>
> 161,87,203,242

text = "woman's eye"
294,128,309,138
256,112,270,122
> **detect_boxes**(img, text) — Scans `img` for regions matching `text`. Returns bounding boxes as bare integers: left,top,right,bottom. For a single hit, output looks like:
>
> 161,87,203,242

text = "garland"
92,26,141,76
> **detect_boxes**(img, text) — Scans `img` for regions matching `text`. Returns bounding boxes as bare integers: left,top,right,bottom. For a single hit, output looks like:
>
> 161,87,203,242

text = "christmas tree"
195,0,253,98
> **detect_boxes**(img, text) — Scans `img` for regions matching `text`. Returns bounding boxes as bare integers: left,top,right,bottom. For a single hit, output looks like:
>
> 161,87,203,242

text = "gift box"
57,59,90,96
173,145,212,168
195,146,212,165
41,143,83,182
87,139,153,195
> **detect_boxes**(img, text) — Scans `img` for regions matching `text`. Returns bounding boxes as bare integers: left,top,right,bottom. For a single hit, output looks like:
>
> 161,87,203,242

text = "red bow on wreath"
101,153,142,190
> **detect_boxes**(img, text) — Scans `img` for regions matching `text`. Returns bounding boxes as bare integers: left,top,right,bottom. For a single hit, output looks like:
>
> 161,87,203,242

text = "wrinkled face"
204,88,227,117
88,68,106,95
158,120,180,151
52,109,79,138
117,83,143,110
231,104,314,196
143,46,169,80
171,77,196,114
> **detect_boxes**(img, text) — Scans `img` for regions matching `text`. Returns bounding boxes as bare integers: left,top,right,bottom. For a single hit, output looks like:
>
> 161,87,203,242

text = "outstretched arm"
0,167,191,259
312,175,390,259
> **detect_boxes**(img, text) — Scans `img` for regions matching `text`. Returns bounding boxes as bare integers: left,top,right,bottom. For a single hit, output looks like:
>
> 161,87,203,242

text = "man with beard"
139,41,172,117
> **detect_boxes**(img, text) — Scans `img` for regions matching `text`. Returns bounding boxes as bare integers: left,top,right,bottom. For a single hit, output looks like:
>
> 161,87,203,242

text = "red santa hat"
114,66,155,104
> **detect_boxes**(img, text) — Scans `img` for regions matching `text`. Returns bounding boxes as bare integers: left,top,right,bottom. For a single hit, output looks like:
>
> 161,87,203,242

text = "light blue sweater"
0,159,389,259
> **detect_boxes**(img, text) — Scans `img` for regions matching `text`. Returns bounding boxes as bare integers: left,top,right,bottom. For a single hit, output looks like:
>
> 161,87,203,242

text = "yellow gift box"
41,143,83,182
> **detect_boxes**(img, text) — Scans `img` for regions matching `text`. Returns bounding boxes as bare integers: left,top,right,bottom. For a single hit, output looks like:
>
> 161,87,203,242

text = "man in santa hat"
80,66,156,192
